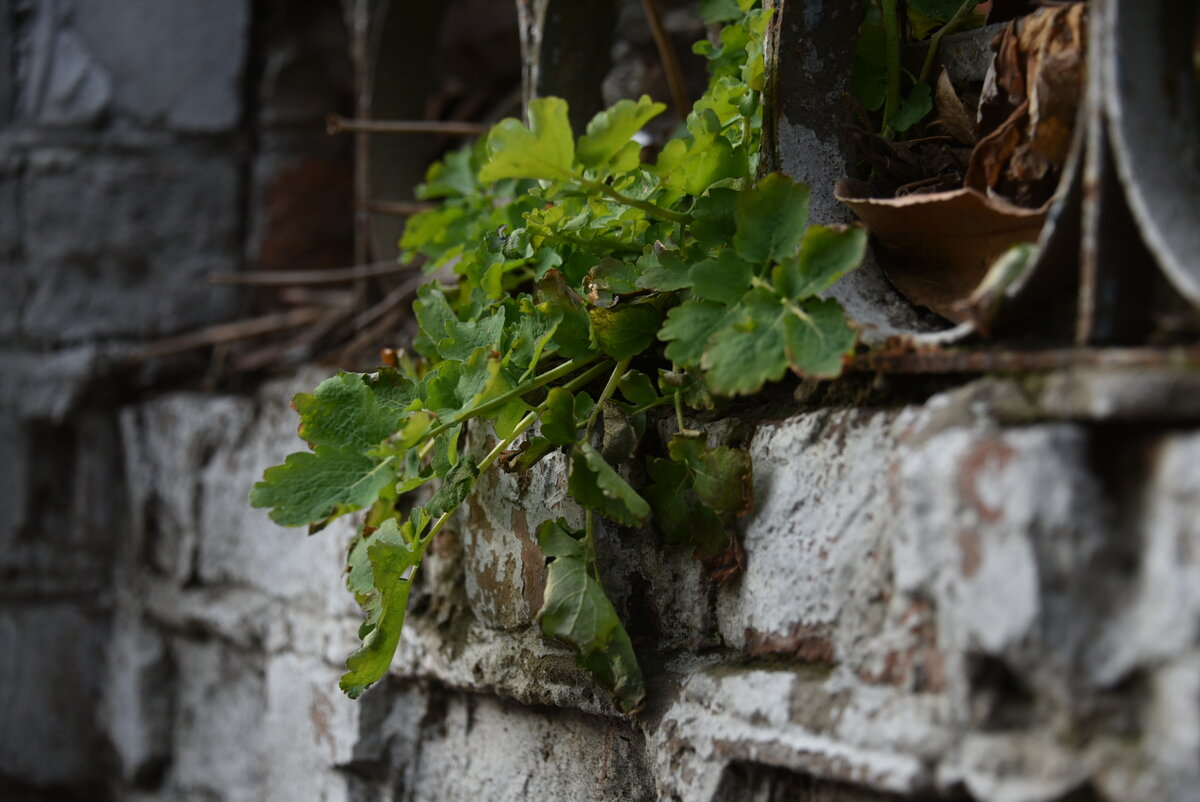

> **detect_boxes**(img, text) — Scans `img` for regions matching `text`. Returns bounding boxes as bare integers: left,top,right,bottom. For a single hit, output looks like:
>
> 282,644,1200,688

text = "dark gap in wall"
233,0,270,310
17,419,76,543
966,653,1037,732
712,761,958,802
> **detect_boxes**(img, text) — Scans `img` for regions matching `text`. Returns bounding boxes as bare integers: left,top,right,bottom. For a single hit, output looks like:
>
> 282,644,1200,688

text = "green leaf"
576,95,665,171
643,457,727,557
250,447,396,527
888,82,933,133
589,304,661,361
852,54,888,112
618,369,658,409
701,288,789,396
666,434,752,516
733,172,811,265
494,399,534,440
699,0,744,23
438,310,506,363
635,245,693,292
541,387,580,446
782,297,857,378
689,248,753,305
292,373,401,453
653,126,749,199
341,530,424,698
424,348,505,418
583,257,641,307
772,225,867,301
691,188,739,250
568,443,651,527
659,299,738,368
364,368,420,413
413,285,458,358
416,146,479,200
479,97,576,182
427,456,479,517
505,296,561,378
347,515,423,598
536,519,645,710
536,271,594,359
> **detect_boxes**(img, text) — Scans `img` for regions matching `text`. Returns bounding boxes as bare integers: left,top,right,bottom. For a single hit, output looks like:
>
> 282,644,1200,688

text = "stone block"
261,653,359,802
0,603,109,788
66,0,248,132
0,408,123,592
162,638,265,802
100,606,174,786
21,149,240,342
402,692,653,801
121,394,256,582
17,1,111,127
121,372,361,617
717,408,916,668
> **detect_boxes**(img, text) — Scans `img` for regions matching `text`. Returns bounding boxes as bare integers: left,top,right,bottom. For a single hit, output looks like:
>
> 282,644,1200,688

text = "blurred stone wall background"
2,1,1199,801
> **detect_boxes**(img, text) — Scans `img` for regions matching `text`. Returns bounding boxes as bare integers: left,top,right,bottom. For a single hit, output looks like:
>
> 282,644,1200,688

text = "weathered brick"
21,149,241,342
69,0,248,132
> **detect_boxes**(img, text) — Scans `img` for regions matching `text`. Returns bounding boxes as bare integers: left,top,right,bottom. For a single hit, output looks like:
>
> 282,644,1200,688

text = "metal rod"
127,307,332,361
208,261,413,286
356,199,438,217
849,345,1200,374
639,0,690,119
327,114,492,136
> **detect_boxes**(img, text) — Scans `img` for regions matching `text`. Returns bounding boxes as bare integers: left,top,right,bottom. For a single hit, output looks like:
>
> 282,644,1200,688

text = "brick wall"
3,1,1199,801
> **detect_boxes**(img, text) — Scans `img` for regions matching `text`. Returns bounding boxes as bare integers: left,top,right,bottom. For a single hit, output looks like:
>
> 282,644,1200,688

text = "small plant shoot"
250,0,865,711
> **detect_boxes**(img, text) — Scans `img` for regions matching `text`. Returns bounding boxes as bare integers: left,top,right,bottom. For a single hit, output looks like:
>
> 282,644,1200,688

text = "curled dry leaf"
837,4,1084,324
933,67,977,146
968,3,1086,207
835,178,1044,323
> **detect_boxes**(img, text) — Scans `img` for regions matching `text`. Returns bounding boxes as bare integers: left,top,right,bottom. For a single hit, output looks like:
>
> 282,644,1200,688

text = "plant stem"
581,178,692,225
919,0,980,85
584,509,603,583
880,0,903,139
425,355,599,443
417,360,612,548
586,358,632,437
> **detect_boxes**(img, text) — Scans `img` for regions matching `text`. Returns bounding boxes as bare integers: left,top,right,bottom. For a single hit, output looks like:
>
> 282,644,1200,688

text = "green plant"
854,0,985,137
250,0,866,712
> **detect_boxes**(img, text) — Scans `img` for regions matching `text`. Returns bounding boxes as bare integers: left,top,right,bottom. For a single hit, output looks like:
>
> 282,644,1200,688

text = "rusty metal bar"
326,114,491,136
127,307,332,361
355,199,438,217
849,345,1200,374
639,0,690,118
209,261,412,286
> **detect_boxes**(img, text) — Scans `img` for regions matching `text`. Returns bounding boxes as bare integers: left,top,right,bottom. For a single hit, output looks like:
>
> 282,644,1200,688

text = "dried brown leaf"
836,179,1045,322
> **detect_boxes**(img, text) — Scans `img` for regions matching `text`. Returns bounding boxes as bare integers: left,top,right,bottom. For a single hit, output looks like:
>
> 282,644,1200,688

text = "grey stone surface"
68,0,248,132
4,367,1184,802
400,691,654,802
20,148,241,342
18,0,112,127
0,603,110,788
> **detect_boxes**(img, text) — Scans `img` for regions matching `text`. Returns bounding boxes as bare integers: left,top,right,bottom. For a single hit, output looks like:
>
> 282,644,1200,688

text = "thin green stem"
581,178,692,225
424,355,599,443
880,0,903,139
586,358,632,437
919,0,980,86
417,360,612,548
562,360,613,394
584,509,603,583
674,389,688,432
